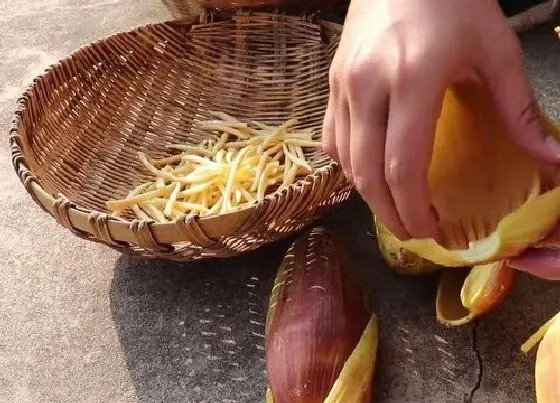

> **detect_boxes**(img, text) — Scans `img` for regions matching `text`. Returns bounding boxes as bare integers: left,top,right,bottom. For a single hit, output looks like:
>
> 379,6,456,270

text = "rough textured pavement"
1,1,559,402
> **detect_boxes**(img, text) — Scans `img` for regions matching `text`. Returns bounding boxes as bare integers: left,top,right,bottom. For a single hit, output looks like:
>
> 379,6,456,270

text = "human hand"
322,0,560,241
509,224,560,280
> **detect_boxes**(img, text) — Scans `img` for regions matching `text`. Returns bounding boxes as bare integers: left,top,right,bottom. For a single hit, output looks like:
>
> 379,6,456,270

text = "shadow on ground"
474,273,560,402
109,240,290,403
109,193,511,403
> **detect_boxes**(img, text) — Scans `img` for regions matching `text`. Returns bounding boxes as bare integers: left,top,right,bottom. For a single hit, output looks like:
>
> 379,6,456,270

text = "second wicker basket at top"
161,0,349,20
10,12,352,261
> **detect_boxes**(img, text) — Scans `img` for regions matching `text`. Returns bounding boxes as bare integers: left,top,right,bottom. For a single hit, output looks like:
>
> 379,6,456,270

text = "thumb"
484,42,560,166
509,225,560,280
509,248,560,281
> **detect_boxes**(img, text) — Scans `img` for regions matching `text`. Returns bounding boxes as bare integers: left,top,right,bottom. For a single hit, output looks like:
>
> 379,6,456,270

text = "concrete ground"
1,1,559,402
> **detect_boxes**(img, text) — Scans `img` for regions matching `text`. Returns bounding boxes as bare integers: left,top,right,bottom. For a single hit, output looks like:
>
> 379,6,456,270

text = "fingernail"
545,135,560,157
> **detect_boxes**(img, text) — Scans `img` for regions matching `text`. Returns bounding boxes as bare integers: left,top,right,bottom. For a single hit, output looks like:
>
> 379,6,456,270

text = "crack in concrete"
465,320,483,403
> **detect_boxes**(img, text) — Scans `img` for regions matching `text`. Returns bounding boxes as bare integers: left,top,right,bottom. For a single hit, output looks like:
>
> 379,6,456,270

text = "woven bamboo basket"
161,0,348,20
161,0,560,30
10,11,352,261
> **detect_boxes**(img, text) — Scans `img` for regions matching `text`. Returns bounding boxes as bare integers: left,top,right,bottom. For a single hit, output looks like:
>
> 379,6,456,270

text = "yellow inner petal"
429,83,539,249
395,83,560,266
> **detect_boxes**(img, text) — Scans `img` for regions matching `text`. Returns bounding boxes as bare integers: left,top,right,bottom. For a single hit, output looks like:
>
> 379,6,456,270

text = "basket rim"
9,12,347,247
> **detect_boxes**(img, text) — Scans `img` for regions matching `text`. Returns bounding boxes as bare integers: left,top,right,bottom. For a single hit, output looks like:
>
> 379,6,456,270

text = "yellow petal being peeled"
374,215,441,275
265,316,378,403
436,260,515,327
323,315,378,403
395,82,560,267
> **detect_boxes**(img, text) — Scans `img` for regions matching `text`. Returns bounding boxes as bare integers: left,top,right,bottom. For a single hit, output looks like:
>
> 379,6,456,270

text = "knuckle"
393,54,426,90
385,157,415,189
396,54,418,75
345,58,373,93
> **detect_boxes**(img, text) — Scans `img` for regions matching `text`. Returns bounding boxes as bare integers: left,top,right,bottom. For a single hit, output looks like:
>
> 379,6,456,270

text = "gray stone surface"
0,1,559,402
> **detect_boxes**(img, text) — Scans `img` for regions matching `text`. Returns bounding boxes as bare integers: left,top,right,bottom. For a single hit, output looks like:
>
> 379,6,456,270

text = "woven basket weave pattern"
11,14,351,260
161,0,348,19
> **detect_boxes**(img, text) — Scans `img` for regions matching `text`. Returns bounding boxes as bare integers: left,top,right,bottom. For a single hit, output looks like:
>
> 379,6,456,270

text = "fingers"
321,96,338,164
323,66,353,182
505,224,560,280
384,65,445,240
471,32,560,273
326,50,445,240
541,116,560,184
346,63,409,240
509,248,560,281
484,35,560,166
544,224,560,245
335,96,353,181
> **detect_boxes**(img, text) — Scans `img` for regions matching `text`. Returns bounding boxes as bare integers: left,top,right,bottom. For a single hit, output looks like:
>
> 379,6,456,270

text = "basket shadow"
109,240,291,403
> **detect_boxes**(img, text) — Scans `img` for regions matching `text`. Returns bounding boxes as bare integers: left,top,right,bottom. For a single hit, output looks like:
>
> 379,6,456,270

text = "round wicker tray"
10,12,351,261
